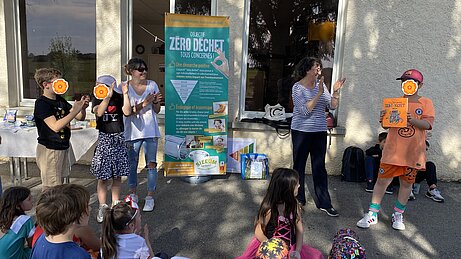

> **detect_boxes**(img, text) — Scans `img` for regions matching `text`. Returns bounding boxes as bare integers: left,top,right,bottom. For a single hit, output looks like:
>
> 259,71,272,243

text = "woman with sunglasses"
121,57,162,212
100,197,154,258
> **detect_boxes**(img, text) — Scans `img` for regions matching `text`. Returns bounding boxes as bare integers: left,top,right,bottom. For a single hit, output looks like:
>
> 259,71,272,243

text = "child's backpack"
329,228,366,259
341,146,366,182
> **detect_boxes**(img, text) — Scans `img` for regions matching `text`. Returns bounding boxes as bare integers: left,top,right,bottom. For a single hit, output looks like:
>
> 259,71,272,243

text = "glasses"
135,67,148,73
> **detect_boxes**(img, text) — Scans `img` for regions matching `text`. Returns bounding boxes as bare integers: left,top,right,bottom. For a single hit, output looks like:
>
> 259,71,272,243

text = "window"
20,0,96,101
242,0,341,114
175,0,212,15
131,0,213,106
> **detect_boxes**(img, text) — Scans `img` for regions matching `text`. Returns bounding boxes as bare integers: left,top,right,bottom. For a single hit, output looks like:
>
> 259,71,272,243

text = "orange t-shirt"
381,96,435,170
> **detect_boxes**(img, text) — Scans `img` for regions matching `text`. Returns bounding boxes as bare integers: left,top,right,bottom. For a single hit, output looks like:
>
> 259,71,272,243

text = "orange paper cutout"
93,84,109,100
52,79,69,95
401,79,418,95
382,98,408,128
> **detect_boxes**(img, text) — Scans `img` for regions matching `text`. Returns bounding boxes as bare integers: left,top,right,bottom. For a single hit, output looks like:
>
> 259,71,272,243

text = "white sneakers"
392,212,405,230
357,211,406,230
97,203,109,223
143,196,155,212
357,211,378,229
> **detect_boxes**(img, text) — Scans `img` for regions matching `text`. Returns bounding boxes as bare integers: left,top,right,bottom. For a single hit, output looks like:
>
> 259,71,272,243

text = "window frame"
238,0,348,121
12,0,98,107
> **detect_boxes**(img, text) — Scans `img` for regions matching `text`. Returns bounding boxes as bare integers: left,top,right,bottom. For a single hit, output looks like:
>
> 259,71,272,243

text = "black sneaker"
320,207,339,217
385,186,394,195
365,181,374,193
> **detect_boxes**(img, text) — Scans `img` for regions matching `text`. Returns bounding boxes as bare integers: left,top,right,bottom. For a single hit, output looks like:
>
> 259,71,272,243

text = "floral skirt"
90,132,130,180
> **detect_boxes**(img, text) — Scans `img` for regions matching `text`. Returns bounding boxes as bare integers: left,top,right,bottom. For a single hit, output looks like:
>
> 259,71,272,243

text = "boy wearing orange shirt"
357,69,435,231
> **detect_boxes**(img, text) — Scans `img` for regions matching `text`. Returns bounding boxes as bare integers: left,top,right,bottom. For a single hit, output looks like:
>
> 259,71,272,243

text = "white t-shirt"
123,80,161,141
111,233,150,259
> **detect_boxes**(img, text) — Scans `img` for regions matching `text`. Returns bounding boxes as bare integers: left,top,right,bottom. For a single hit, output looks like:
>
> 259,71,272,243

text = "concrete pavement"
1,161,460,258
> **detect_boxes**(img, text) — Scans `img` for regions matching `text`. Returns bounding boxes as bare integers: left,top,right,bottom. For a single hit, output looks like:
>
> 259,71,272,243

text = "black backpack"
341,146,366,182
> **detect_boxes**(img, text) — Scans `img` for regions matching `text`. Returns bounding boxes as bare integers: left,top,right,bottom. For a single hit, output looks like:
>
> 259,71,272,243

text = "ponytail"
101,202,137,258
101,208,118,258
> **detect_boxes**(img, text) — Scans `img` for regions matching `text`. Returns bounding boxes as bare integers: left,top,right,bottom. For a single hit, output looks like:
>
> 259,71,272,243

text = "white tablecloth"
0,127,99,164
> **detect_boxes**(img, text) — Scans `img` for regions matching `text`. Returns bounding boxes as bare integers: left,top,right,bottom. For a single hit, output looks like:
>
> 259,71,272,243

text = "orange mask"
401,79,418,96
52,79,69,95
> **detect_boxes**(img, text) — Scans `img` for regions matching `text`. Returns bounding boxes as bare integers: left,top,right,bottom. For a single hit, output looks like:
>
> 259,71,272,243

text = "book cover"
382,98,408,128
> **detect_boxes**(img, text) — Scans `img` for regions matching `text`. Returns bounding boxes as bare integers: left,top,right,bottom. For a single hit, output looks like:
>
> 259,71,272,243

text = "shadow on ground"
1,162,460,258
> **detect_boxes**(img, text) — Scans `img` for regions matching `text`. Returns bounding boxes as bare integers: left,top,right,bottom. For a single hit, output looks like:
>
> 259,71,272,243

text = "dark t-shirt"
91,92,124,133
34,95,72,150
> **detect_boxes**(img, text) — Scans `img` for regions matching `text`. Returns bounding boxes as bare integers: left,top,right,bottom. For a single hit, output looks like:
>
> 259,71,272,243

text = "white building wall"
96,0,122,80
339,0,461,180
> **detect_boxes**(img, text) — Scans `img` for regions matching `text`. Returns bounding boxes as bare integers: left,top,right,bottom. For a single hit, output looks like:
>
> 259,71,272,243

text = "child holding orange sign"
33,68,89,190
357,69,435,231
90,75,132,223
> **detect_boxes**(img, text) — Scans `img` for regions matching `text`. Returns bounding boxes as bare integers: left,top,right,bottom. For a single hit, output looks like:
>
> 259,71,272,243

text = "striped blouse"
290,80,334,132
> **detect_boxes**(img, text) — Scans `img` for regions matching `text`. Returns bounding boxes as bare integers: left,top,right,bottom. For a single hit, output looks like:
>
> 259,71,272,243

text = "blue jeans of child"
127,138,158,193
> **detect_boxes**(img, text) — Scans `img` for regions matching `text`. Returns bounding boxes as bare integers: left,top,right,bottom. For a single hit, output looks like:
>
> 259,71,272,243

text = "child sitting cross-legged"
101,196,154,259
236,168,324,259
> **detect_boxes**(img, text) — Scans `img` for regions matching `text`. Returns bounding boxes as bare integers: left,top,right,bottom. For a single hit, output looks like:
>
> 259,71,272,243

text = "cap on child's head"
396,69,423,83
96,75,116,87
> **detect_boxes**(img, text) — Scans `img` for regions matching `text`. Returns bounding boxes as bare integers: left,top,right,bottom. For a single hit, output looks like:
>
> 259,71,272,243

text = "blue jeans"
127,138,158,192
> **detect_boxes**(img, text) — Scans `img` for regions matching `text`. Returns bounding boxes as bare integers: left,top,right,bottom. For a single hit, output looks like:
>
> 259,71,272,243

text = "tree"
48,36,78,79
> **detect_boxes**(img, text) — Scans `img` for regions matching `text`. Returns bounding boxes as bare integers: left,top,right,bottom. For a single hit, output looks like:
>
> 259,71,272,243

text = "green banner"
164,13,229,176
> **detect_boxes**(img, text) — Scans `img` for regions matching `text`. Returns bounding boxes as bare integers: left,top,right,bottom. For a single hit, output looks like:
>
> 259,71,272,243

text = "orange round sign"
52,79,69,95
401,79,418,95
93,84,109,100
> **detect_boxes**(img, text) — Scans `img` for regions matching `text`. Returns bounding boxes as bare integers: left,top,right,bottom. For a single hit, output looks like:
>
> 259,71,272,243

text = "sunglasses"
135,67,148,73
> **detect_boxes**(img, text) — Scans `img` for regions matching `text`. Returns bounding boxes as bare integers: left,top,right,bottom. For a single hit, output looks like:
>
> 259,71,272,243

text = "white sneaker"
357,211,378,229
129,193,139,203
392,212,405,230
97,203,109,223
111,200,121,207
426,188,445,203
412,183,421,194
408,191,416,201
143,196,155,212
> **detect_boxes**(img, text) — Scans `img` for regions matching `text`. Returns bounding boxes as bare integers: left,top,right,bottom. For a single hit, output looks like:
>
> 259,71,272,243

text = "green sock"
394,200,406,214
369,203,380,217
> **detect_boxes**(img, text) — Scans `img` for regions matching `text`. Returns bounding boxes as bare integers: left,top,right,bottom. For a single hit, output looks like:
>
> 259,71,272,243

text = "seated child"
409,141,444,202
101,196,154,258
31,184,91,259
32,225,100,258
236,168,324,259
364,132,394,194
0,186,35,259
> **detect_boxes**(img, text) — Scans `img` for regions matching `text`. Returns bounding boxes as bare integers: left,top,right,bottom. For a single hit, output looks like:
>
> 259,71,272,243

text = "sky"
26,0,96,55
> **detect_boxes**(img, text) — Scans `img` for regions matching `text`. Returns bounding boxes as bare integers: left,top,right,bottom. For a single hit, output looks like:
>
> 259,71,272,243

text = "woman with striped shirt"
291,57,345,217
